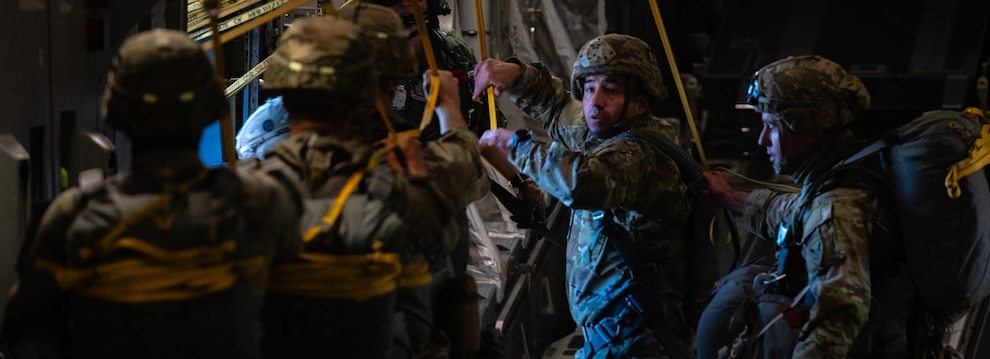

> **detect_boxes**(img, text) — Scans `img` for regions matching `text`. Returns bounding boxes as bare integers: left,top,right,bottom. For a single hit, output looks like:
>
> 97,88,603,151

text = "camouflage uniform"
343,5,495,357
730,56,906,358
249,16,477,358
0,29,301,359
503,34,694,358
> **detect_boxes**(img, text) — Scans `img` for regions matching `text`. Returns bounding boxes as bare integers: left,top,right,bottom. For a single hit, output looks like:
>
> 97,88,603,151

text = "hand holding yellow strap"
473,0,498,130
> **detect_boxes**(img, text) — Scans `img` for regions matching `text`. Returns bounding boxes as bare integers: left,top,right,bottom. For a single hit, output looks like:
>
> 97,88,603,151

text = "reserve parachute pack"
827,107,990,313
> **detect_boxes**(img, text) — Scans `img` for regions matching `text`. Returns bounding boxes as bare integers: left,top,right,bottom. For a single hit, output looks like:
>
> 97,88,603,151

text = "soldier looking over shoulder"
474,34,695,359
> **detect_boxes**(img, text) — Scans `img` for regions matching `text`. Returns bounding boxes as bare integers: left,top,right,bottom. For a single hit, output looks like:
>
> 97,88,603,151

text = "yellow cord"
202,0,239,168
376,98,397,135
410,0,441,131
201,0,310,51
474,0,498,130
646,0,708,171
322,0,338,17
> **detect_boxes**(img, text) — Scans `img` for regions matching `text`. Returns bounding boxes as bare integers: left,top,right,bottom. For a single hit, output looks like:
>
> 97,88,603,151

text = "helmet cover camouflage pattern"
339,3,417,81
263,16,377,100
570,34,668,102
102,28,226,144
746,55,871,134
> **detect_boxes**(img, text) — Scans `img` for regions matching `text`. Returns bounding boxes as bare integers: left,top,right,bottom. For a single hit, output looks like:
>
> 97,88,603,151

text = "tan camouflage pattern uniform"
502,34,694,358
743,137,876,358
740,55,899,358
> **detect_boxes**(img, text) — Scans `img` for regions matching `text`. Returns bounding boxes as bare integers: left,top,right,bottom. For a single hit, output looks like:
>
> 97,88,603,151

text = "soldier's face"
387,0,428,50
758,112,819,174
582,74,648,138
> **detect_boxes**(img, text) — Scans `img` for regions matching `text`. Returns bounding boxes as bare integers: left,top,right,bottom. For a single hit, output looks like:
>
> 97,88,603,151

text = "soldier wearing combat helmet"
701,56,921,358
474,33,695,358
744,55,870,174
350,2,545,357
251,15,472,358
338,3,493,357
1,29,300,359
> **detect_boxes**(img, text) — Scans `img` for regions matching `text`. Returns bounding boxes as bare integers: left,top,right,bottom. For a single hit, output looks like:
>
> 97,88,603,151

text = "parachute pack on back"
833,108,990,312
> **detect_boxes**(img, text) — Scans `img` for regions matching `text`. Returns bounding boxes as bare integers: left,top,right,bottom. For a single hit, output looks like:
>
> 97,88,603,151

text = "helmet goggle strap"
618,76,634,122
745,72,793,114
745,72,776,113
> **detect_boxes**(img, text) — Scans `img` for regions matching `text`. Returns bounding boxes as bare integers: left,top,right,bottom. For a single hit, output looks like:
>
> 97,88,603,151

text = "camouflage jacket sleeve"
371,164,460,254
505,59,589,150
1,190,80,356
422,129,490,209
743,189,801,240
745,188,874,358
509,133,688,219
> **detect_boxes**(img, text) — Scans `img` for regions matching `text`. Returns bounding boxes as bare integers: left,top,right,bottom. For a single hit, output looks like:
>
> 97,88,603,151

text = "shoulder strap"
625,128,743,282
626,129,702,185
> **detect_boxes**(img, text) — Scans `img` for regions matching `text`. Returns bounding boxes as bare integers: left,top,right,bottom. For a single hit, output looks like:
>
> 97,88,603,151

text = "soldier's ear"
628,92,651,118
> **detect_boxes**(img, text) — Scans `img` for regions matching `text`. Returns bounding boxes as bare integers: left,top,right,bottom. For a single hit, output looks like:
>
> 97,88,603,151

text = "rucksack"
821,108,990,314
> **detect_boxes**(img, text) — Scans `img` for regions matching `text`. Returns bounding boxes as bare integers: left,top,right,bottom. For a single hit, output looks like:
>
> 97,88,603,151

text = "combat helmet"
570,34,668,103
263,16,377,103
102,29,226,145
235,96,290,160
745,55,871,134
363,0,451,30
339,3,417,83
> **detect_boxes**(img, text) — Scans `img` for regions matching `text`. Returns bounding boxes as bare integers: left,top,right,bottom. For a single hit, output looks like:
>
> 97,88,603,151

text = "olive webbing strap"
604,215,691,359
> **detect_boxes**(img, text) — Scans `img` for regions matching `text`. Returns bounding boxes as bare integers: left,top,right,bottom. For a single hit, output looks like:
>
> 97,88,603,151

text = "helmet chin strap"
615,77,635,130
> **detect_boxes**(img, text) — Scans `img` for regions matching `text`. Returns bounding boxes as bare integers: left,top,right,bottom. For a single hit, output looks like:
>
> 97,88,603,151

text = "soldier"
337,3,492,358
0,29,301,359
474,34,695,359
698,55,908,358
251,15,477,358
361,1,546,357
